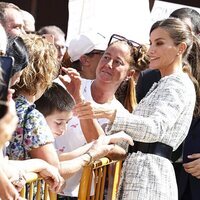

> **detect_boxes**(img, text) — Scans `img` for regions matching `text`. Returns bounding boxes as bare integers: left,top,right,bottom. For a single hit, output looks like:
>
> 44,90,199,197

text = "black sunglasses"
108,34,141,47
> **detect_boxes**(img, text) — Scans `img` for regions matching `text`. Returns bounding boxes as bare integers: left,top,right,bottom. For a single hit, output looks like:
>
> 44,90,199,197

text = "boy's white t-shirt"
55,78,126,197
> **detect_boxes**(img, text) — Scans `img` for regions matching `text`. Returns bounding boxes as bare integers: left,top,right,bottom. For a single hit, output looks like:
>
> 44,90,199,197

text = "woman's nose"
147,46,155,56
106,59,113,68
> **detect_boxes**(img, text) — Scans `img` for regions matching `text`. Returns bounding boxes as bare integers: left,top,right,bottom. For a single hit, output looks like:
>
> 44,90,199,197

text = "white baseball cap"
68,32,107,62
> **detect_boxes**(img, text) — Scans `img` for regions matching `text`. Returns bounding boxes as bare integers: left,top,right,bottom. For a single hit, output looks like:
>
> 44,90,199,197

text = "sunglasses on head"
108,34,141,47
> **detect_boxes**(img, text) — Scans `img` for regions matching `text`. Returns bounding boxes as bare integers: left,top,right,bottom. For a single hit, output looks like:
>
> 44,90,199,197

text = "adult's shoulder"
136,69,161,103
140,69,161,80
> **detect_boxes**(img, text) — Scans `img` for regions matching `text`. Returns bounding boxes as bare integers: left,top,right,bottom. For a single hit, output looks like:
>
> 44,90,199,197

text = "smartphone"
0,56,14,118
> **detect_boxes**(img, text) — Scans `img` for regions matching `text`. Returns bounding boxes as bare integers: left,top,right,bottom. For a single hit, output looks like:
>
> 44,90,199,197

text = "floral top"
6,95,54,160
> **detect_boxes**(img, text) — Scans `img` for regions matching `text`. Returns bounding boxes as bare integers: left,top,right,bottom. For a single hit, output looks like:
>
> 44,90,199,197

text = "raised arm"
59,67,105,142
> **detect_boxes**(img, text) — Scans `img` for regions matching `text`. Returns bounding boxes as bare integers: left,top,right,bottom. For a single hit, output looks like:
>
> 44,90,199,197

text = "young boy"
35,82,75,138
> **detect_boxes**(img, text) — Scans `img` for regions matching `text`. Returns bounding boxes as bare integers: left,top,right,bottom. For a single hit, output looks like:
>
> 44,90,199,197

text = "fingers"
41,167,64,193
61,67,80,78
183,158,200,169
89,144,115,161
187,153,200,159
184,167,200,178
59,74,71,84
48,175,64,193
73,102,94,118
104,132,134,146
11,173,26,191
183,158,200,178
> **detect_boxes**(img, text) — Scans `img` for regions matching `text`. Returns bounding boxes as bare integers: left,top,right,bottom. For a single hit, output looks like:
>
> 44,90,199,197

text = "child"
35,82,75,138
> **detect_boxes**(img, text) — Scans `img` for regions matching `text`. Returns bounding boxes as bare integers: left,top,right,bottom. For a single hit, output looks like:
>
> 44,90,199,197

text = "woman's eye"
103,55,110,60
114,60,123,66
156,41,164,46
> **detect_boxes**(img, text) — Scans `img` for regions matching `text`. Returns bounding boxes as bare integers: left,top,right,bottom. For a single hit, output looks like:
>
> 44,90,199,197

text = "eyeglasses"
108,34,141,47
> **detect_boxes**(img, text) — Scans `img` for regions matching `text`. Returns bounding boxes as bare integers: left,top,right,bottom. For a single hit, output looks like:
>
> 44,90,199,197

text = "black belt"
128,141,173,160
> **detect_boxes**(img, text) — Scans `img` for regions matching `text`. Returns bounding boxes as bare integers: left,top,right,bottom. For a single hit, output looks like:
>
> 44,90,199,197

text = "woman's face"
10,71,23,86
148,27,179,72
96,42,131,85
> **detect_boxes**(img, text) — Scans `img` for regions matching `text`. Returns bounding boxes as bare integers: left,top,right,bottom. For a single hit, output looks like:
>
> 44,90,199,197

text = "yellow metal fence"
20,158,122,200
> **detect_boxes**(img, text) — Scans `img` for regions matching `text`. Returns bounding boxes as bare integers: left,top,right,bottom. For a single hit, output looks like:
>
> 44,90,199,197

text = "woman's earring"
125,77,130,81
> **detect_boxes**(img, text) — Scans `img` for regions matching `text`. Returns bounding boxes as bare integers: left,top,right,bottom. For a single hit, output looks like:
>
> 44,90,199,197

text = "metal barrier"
20,172,56,200
20,158,122,200
78,158,122,200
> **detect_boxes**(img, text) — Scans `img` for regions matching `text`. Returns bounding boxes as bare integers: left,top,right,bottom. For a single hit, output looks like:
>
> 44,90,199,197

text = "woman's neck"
160,58,183,77
91,81,116,104
19,91,36,103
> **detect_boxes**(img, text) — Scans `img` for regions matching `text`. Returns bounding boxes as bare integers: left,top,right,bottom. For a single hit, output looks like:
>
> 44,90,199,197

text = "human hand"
0,181,25,200
73,101,116,122
59,67,83,103
183,153,200,178
38,165,64,193
0,90,18,147
0,167,25,200
87,132,133,161
10,171,26,192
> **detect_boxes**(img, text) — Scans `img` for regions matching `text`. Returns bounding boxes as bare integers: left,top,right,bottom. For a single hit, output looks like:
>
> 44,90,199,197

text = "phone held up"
0,56,14,118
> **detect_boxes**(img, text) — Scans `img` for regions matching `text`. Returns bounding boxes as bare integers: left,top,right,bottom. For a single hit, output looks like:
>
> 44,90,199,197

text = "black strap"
128,141,173,160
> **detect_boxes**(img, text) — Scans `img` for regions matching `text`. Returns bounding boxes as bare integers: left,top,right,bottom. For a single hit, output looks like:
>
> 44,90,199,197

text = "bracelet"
83,152,93,166
86,152,93,162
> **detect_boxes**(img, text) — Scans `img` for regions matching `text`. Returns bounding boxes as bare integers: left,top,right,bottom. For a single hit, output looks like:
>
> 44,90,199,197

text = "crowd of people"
0,1,200,200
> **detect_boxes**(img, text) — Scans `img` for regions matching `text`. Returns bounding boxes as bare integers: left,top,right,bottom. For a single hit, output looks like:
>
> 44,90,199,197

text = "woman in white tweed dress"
73,18,200,199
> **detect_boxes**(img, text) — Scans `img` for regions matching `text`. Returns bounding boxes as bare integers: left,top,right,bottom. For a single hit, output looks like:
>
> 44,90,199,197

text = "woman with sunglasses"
73,18,200,200
56,35,149,199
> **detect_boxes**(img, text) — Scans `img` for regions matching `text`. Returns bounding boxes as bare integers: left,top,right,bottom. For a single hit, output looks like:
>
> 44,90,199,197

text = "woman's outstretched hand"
73,101,116,122
87,132,134,161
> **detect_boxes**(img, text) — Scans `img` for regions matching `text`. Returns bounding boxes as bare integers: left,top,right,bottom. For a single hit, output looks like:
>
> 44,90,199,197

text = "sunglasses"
108,34,141,47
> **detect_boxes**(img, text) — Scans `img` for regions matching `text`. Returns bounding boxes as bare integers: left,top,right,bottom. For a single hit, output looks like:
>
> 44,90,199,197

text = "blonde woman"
6,34,60,167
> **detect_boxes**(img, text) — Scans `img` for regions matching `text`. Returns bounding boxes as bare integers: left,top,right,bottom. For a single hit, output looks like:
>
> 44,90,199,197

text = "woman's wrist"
75,96,85,104
81,152,94,166
106,108,117,122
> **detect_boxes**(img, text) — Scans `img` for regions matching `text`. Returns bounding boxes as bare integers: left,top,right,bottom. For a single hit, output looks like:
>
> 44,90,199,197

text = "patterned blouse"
6,95,54,160
107,72,196,200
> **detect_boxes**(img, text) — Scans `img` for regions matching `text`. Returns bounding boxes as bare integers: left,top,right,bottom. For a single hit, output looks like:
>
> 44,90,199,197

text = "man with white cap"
67,32,107,80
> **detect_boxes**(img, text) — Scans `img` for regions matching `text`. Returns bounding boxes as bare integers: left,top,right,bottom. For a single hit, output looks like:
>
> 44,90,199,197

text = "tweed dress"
107,72,196,200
